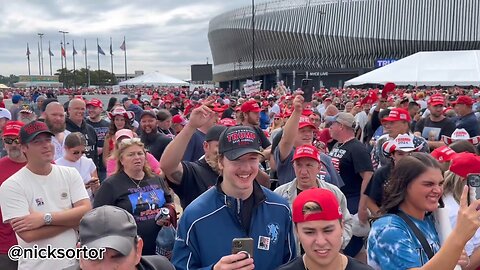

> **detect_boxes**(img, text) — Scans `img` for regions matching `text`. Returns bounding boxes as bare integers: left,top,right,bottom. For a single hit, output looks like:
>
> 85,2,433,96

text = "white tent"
345,50,480,87
119,71,188,86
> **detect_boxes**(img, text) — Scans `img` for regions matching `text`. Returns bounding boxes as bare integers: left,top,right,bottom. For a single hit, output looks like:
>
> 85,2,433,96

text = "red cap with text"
381,108,411,122
293,145,320,162
240,100,262,113
292,188,342,223
3,121,25,137
87,98,103,108
431,146,456,162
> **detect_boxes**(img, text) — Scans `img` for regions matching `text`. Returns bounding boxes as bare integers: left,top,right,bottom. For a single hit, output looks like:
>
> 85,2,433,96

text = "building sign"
375,59,397,68
308,72,329,77
18,75,59,82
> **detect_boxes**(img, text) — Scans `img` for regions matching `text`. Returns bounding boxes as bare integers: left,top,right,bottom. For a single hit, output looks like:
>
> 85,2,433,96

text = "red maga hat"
292,188,342,223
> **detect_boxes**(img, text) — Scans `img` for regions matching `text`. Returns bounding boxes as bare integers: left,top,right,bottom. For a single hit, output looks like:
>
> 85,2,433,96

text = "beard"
205,155,221,175
8,148,23,159
45,117,66,134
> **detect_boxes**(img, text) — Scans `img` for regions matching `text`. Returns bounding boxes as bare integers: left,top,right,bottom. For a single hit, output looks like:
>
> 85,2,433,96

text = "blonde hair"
113,139,154,178
302,201,323,216
443,170,465,204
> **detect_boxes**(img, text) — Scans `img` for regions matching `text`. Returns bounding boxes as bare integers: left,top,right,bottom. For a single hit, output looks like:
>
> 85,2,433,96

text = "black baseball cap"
140,110,157,120
218,126,263,160
205,125,227,142
19,121,54,144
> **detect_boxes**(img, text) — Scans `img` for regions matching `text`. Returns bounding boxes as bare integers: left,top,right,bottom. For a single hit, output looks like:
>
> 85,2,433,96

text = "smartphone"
232,238,254,259
466,174,480,205
301,79,313,102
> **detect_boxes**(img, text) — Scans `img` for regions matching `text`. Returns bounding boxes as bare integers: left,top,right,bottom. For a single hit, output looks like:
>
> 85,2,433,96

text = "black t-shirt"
141,132,172,161
66,118,99,167
222,107,235,119
167,158,219,209
414,117,456,141
329,139,373,198
276,255,374,270
253,125,271,149
364,163,392,206
93,171,173,255
86,118,110,171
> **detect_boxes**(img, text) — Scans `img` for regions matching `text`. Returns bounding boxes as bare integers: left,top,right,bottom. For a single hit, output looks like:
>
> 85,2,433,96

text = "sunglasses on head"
73,150,86,155
120,137,142,146
3,137,20,145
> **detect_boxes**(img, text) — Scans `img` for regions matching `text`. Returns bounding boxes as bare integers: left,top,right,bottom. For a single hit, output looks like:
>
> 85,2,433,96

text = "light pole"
87,65,91,87
59,30,68,70
38,33,44,75
251,0,255,81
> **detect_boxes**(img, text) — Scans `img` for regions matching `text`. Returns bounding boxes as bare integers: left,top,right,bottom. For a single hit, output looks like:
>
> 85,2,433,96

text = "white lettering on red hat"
451,129,470,140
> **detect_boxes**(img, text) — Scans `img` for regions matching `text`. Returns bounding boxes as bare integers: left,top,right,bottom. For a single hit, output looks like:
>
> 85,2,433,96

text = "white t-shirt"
52,130,70,161
55,156,97,198
355,111,368,141
0,165,89,270
444,193,480,256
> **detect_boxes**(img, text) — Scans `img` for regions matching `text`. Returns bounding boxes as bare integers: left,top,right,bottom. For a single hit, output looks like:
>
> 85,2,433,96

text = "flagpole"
27,43,31,76
72,40,77,90
97,38,100,71
37,41,41,75
110,37,114,76
84,39,88,86
49,41,52,75
123,36,127,80
60,41,64,71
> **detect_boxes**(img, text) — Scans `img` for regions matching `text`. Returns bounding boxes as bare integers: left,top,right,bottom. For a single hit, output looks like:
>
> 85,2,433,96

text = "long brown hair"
380,152,442,215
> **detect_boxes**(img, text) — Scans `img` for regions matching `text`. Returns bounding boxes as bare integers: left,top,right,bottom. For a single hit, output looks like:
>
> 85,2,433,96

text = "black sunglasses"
73,150,86,155
3,138,20,145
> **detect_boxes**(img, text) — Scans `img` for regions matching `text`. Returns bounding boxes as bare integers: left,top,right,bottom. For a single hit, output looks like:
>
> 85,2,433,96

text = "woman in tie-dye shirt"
367,153,480,270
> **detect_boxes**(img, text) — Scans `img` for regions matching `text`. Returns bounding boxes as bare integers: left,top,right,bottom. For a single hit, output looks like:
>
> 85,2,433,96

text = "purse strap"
397,211,434,259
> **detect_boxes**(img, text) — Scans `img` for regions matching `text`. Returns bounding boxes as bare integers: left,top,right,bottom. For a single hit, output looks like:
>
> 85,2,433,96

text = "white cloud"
0,0,249,80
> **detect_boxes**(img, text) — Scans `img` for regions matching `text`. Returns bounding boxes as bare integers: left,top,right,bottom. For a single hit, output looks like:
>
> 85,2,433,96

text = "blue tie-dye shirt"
367,212,441,270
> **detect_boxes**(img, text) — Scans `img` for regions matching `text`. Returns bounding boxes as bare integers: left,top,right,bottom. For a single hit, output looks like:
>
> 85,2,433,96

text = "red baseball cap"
219,118,237,127
431,146,456,162
298,116,316,130
293,145,320,163
449,152,480,178
87,98,103,108
241,100,262,113
172,115,187,126
451,95,474,106
381,108,411,122
428,94,445,106
292,188,342,223
3,121,25,137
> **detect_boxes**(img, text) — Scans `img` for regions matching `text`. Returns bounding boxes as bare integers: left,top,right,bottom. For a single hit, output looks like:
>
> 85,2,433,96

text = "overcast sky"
0,0,251,80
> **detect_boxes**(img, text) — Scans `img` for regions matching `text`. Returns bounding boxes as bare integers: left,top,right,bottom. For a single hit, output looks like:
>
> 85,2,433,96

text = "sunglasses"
120,137,142,146
73,150,86,155
3,137,20,145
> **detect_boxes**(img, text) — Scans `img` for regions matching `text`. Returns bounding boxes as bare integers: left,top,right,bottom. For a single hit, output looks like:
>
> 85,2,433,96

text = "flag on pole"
120,40,126,51
98,45,105,55
73,45,78,55
61,45,66,57
26,44,31,60
109,43,113,55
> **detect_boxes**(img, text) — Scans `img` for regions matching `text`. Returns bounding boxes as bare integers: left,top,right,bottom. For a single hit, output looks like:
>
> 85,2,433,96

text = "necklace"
127,173,144,197
337,137,355,148
303,254,346,270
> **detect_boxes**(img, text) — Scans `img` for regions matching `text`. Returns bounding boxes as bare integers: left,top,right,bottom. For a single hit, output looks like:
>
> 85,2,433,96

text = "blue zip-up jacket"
172,179,296,270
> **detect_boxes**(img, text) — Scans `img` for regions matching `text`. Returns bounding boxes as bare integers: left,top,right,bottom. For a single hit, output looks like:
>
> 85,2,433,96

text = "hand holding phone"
466,174,480,205
232,238,254,259
301,79,313,102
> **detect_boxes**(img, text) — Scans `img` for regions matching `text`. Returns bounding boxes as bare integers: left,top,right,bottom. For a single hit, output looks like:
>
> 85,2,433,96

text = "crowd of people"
0,83,480,269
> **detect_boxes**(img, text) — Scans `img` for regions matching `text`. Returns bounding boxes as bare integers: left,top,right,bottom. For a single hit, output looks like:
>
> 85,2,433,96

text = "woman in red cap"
277,188,372,270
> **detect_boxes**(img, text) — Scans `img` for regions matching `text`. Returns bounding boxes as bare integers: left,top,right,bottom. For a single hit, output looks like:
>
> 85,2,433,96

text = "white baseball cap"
0,108,11,120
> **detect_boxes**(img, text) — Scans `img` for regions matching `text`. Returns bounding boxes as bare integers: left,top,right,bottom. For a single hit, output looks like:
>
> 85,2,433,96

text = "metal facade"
208,0,480,82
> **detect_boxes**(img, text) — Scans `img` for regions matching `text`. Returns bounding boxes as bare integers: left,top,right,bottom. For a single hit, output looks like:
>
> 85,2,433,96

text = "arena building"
208,0,480,90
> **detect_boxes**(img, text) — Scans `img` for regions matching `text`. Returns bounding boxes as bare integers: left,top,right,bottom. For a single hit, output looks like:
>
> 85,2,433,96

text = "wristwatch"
44,213,53,225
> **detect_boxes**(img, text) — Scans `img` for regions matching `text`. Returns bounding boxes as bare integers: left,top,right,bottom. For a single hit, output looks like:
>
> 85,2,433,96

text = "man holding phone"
172,126,296,270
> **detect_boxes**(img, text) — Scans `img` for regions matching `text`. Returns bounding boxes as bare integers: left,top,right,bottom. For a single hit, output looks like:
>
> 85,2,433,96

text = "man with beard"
139,110,171,160
414,94,456,150
85,98,110,181
0,121,26,270
66,98,99,168
44,102,70,160
161,106,270,209
17,104,37,124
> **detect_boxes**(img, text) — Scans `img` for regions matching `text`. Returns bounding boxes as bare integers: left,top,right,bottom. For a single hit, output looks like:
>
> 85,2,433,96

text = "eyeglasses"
73,150,86,155
119,137,142,146
3,137,20,145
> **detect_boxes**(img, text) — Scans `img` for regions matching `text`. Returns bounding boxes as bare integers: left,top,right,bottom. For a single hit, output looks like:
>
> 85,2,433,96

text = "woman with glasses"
94,136,175,255
367,152,480,269
55,132,99,200
106,129,160,177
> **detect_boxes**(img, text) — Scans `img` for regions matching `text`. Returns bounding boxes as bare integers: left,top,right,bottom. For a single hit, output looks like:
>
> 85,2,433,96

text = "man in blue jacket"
172,125,296,270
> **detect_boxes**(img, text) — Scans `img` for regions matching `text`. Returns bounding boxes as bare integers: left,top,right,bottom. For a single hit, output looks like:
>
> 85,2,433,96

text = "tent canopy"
345,50,480,87
119,71,188,86
0,84,9,89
